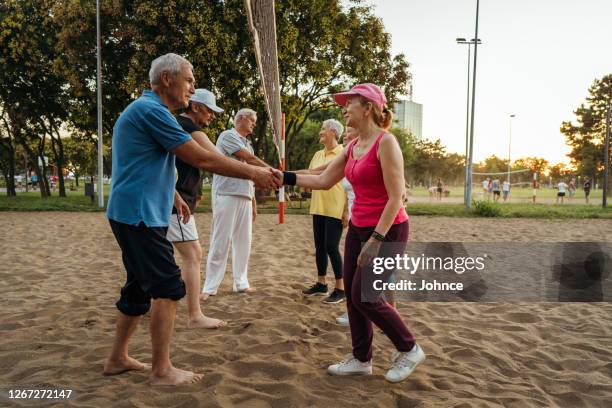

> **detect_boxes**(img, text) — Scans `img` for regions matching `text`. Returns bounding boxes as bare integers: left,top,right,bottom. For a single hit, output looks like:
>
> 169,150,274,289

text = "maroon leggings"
344,220,415,362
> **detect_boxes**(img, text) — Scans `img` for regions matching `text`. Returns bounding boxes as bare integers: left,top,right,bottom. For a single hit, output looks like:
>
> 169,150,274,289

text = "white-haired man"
202,109,270,297
166,88,227,330
104,53,281,386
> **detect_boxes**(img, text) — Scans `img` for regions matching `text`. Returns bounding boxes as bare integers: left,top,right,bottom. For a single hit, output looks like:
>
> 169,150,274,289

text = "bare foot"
200,293,214,301
188,315,227,329
103,356,151,376
238,287,256,294
150,366,204,386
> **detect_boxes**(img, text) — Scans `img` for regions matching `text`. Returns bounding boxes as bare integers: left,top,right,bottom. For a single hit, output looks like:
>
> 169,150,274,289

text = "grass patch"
2,190,612,219
0,194,107,212
404,203,473,217
472,200,502,217
499,203,612,219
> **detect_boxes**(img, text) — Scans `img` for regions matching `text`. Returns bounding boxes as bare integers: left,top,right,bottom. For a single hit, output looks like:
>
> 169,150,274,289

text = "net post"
279,113,285,224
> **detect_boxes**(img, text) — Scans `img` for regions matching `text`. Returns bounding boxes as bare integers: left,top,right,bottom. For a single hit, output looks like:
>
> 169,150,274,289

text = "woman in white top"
337,127,357,326
556,180,567,204
341,127,358,224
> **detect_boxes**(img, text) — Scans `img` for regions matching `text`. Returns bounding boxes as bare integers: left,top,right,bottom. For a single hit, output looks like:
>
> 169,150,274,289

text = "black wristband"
371,231,385,242
283,171,297,186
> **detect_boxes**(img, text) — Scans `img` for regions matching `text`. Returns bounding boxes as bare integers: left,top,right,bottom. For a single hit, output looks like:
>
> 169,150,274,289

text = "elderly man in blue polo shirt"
103,53,281,386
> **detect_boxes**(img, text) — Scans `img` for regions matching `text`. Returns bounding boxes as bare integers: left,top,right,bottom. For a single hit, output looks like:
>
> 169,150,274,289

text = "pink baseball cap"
333,83,387,110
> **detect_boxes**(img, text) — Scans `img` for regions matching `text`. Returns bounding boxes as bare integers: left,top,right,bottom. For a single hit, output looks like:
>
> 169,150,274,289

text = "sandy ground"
0,213,611,407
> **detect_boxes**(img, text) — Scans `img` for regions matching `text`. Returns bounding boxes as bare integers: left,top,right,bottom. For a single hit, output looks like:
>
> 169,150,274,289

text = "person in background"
482,178,490,200
502,178,510,202
568,177,576,200
556,179,567,204
336,126,358,326
436,178,443,201
583,176,591,204
300,119,347,305
202,108,272,298
491,178,501,202
166,88,227,329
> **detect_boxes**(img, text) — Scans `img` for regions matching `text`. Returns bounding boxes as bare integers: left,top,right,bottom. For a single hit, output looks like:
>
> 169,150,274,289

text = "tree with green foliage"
52,0,411,169
561,74,612,193
0,0,70,197
388,126,417,182
441,152,465,185
63,135,98,187
512,157,549,184
548,162,572,182
406,138,447,186
474,155,508,174
0,106,17,196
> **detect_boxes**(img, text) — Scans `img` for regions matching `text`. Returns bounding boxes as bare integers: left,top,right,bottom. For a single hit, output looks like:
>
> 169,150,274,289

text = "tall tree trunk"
50,132,66,197
0,117,17,196
51,122,67,197
0,144,16,196
31,162,46,197
7,151,16,196
37,133,51,197
8,116,48,198
104,155,112,179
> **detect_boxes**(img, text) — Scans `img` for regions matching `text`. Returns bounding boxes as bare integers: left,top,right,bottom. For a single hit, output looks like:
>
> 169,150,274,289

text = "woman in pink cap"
282,83,425,382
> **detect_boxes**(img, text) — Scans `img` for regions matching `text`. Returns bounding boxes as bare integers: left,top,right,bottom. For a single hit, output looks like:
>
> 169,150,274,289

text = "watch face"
372,232,385,241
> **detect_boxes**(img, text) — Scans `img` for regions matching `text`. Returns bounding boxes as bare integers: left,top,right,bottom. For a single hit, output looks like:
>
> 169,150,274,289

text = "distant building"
394,99,423,140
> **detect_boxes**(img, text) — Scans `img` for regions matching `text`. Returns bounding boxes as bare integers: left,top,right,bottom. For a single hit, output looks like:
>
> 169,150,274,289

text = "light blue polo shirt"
107,90,192,227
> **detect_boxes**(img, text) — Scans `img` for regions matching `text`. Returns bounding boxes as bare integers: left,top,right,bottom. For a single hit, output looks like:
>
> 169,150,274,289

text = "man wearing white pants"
203,108,270,297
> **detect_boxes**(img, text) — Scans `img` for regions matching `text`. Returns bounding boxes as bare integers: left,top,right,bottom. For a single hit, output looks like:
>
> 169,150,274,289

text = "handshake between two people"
251,167,284,190
251,168,300,190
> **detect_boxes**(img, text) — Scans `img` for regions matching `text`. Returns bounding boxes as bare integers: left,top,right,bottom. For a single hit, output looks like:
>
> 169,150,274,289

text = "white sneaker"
327,354,372,376
385,343,426,383
336,312,349,326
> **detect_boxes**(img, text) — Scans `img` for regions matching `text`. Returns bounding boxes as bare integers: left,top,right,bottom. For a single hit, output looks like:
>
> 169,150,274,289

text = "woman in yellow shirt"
302,119,347,304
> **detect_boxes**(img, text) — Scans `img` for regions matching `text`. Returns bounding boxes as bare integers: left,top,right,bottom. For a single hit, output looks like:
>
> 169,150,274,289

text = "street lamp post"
508,114,515,186
96,0,104,208
603,95,610,208
457,37,482,206
466,0,480,208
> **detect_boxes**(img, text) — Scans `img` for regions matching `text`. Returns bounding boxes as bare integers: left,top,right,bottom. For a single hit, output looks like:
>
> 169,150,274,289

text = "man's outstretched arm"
172,140,281,189
233,149,270,168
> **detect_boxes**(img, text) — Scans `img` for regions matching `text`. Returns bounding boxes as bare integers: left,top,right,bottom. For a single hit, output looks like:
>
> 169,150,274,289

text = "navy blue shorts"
109,219,186,316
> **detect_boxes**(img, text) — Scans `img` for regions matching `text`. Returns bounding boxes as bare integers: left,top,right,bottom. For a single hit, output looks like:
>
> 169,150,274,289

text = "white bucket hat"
190,88,224,113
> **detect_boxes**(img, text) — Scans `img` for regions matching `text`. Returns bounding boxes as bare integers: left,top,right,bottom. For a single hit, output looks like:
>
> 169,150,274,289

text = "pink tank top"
345,132,409,228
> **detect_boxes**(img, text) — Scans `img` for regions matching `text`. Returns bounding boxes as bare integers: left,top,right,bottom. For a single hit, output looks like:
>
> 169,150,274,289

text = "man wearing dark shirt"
166,89,228,329
583,176,592,204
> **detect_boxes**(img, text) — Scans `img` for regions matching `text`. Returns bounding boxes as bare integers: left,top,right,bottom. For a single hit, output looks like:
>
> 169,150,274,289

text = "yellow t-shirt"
308,145,346,220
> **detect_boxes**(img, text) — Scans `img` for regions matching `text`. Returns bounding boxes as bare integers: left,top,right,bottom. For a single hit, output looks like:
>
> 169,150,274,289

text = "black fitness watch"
371,231,385,242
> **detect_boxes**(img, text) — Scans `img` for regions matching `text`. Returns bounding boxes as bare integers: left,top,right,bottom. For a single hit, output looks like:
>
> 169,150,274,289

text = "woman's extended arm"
294,162,329,176
294,151,348,190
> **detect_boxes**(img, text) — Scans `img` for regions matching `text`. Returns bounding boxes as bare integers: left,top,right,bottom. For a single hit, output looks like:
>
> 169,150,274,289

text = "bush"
472,200,502,217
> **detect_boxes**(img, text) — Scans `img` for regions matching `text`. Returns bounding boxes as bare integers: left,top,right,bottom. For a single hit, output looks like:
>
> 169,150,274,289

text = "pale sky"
371,0,612,165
